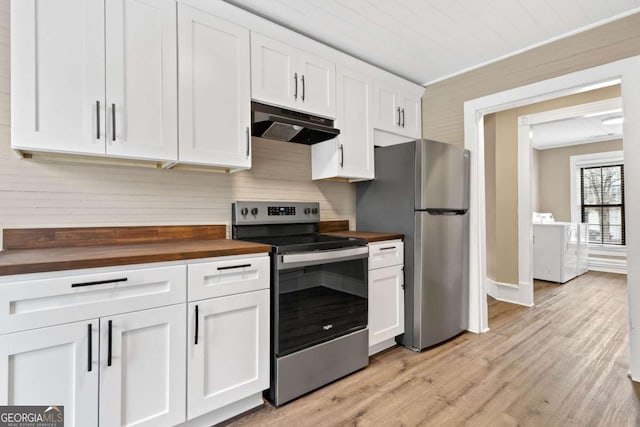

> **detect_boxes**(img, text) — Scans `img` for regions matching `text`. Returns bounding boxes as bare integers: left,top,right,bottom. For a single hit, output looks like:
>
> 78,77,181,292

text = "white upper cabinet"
11,0,106,155
11,0,178,162
373,80,422,139
251,32,335,118
105,0,178,161
251,33,298,110
178,5,252,169
398,91,422,139
297,52,335,118
312,66,373,181
373,81,399,135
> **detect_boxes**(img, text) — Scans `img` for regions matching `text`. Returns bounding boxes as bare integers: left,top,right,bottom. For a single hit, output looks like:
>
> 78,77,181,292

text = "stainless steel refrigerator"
357,139,470,351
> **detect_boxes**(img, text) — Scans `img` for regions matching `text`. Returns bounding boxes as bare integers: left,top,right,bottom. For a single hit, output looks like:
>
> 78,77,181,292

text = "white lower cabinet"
0,304,186,427
368,240,404,355
0,320,99,427
0,263,187,427
100,304,186,427
187,289,269,420
0,255,271,426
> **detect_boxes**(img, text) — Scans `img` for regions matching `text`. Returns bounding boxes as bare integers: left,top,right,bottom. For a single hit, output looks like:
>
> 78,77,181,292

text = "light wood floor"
226,271,639,426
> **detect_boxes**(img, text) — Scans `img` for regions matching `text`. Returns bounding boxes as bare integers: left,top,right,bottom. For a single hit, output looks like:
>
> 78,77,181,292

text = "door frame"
462,55,640,381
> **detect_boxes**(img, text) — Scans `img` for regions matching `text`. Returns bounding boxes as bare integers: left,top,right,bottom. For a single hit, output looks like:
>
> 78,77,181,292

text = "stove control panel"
268,206,296,216
232,201,320,225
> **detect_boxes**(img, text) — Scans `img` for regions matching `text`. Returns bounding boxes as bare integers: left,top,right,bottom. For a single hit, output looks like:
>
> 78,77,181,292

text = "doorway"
463,55,640,381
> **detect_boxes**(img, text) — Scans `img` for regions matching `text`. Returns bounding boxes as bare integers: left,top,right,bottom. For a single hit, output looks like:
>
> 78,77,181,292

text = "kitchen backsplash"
0,134,356,236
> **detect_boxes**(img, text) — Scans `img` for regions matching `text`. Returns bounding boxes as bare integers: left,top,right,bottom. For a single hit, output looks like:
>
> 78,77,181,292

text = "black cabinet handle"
339,143,344,168
194,305,199,345
87,323,92,372
96,101,101,140
71,277,128,288
217,264,251,271
111,103,116,141
107,320,112,367
301,74,305,101
401,108,405,127
397,107,401,126
380,246,397,251
294,73,298,100
246,126,250,158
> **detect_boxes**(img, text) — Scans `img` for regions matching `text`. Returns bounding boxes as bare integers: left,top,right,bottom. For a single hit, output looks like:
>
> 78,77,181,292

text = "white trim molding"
486,279,534,307
463,54,640,381
588,256,627,274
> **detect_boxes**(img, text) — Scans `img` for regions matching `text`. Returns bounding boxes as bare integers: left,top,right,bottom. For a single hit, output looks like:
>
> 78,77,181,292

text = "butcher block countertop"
323,231,404,243
318,220,403,242
0,225,271,276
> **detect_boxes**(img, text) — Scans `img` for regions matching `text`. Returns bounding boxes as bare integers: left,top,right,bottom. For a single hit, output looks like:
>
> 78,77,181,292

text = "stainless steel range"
232,201,369,406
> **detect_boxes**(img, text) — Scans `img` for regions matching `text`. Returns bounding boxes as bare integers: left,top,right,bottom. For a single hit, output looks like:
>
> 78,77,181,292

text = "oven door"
275,246,368,356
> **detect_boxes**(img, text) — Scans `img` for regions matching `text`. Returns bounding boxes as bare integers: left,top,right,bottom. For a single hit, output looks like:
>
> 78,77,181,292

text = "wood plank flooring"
225,271,639,426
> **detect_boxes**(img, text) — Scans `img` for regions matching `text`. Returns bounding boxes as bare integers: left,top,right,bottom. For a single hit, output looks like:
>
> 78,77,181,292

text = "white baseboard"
588,256,627,274
181,393,263,427
486,278,534,307
369,338,398,356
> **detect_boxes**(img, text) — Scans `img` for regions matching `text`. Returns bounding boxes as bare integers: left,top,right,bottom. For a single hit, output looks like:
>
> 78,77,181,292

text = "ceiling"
225,0,640,85
531,110,623,149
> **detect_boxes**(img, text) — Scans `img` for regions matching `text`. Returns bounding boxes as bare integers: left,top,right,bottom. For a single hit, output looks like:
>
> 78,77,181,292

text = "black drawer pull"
71,278,128,288
107,320,113,367
194,305,199,345
87,323,92,372
96,100,101,139
217,264,251,271
379,246,397,251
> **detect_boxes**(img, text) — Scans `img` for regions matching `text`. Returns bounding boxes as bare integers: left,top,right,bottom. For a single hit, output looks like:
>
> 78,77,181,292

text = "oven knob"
311,208,318,214
240,207,248,216
304,208,311,214
251,207,259,216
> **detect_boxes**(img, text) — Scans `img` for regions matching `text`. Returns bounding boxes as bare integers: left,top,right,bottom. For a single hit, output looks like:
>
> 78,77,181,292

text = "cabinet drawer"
369,240,404,270
187,255,270,301
0,264,186,335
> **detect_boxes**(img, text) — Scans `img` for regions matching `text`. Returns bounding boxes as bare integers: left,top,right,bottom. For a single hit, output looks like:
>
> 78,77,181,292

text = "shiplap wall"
0,1,355,233
422,12,640,146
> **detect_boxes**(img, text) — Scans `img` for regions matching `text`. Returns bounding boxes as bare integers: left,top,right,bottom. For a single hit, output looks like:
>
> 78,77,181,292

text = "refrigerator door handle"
425,209,467,216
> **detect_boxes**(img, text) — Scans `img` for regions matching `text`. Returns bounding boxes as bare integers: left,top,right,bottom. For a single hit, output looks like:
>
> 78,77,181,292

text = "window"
580,164,625,245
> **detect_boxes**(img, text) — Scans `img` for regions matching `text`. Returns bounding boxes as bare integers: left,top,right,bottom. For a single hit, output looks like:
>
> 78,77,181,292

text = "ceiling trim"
423,8,640,87
532,135,623,150
518,97,622,126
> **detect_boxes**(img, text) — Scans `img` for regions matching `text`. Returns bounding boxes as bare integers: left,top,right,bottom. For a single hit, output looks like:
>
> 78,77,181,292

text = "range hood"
251,102,340,144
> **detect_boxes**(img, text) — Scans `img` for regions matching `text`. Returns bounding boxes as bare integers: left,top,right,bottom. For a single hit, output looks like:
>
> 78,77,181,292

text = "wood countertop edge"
0,241,272,277
322,231,404,242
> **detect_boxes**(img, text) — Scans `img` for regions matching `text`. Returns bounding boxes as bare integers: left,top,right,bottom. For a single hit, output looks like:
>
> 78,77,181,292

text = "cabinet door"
369,265,404,347
105,0,178,161
178,5,251,168
373,81,399,134
0,320,99,427
297,52,335,118
11,0,105,155
99,304,186,427
187,290,269,420
399,92,422,139
251,32,298,109
336,66,374,180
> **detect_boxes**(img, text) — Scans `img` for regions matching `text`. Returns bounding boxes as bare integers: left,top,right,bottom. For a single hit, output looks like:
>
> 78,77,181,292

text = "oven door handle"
280,246,369,266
